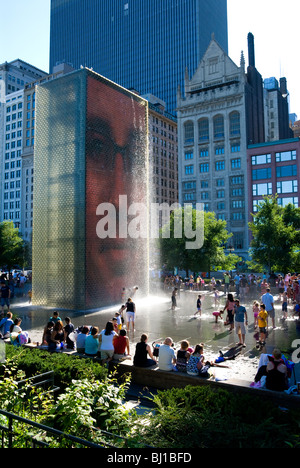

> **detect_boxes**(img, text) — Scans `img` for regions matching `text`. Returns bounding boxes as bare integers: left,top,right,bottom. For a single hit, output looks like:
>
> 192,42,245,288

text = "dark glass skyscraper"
50,0,228,112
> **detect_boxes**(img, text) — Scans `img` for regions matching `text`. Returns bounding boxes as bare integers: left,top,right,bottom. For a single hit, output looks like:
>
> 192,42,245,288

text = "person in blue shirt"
261,288,275,328
85,327,99,357
0,312,14,338
49,311,62,325
234,299,248,347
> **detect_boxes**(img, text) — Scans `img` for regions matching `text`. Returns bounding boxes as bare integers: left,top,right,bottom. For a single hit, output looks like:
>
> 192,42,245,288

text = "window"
253,200,263,212
198,118,209,141
199,148,209,158
201,180,209,188
252,154,271,165
184,181,196,190
231,176,244,185
277,180,298,194
184,192,196,201
229,111,240,136
184,122,194,145
185,165,194,175
252,168,272,180
201,192,209,200
217,190,225,199
232,212,244,221
185,151,193,160
276,165,297,178
232,200,245,209
200,163,209,173
216,179,225,187
215,161,225,171
231,143,240,153
215,146,224,155
276,150,296,162
217,202,225,210
233,233,244,250
213,115,224,139
231,159,241,169
278,197,298,208
209,57,218,75
252,183,272,196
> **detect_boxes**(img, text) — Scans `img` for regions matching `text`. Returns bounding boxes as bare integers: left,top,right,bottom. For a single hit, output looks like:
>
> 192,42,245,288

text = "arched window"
230,111,240,136
213,115,224,139
198,118,209,141
184,121,194,145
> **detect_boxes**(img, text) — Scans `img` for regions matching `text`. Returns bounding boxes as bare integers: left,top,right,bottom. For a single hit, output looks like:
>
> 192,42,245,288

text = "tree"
248,196,300,272
159,208,239,275
0,221,25,272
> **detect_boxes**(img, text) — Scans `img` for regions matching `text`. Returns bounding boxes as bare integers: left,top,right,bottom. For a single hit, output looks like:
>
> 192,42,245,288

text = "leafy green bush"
137,386,300,448
45,377,133,440
3,345,107,389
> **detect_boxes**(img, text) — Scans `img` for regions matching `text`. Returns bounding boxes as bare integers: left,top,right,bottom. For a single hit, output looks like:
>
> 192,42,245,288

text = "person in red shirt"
113,329,130,360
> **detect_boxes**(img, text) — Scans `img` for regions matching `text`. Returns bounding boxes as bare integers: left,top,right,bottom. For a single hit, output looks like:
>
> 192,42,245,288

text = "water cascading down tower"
32,68,149,309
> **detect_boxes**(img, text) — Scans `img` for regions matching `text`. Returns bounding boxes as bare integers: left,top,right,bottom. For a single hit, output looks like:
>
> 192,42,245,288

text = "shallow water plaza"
9,284,300,383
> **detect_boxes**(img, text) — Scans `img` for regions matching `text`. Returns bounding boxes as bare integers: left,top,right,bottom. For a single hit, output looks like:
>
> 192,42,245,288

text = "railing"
0,409,127,448
16,371,60,396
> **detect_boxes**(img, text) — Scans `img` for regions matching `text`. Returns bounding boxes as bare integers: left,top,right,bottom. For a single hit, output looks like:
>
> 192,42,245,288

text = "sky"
0,0,299,116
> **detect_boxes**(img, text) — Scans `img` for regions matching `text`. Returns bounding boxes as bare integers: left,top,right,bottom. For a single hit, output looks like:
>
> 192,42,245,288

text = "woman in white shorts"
125,298,136,332
99,321,117,364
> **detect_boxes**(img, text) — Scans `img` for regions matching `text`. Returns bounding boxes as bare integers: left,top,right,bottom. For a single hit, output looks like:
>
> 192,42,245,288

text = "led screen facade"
33,68,149,309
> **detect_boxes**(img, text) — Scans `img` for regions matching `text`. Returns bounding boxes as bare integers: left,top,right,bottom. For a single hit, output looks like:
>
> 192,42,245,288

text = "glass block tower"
49,0,228,113
33,68,149,309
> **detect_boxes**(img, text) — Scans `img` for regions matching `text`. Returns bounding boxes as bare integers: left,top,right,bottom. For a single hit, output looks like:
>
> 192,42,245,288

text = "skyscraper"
49,0,228,113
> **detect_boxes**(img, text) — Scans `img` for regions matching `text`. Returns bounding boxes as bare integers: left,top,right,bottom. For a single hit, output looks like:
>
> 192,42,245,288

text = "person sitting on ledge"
49,321,65,352
84,326,99,357
158,337,177,372
133,334,157,367
187,344,205,376
266,348,288,392
76,326,90,354
0,312,14,339
113,329,131,360
42,321,54,347
176,340,190,373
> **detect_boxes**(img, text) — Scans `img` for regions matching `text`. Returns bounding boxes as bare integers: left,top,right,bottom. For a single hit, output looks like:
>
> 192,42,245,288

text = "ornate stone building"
177,36,249,256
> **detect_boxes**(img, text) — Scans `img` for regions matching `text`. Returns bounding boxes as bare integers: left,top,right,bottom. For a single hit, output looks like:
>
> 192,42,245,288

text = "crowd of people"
163,271,300,301
170,270,300,348
38,298,136,366
132,334,295,392
1,272,299,394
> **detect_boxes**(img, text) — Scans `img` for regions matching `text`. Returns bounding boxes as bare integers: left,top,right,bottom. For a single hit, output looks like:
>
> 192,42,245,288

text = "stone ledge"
111,359,300,410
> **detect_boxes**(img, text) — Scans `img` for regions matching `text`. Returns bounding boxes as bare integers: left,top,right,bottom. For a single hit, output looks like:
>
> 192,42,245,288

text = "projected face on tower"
85,76,148,306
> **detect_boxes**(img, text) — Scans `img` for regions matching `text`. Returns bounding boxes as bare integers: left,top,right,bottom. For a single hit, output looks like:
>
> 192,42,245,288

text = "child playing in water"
212,310,224,323
213,288,219,307
253,301,260,329
258,303,268,346
112,318,119,335
282,292,288,318
194,295,202,317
